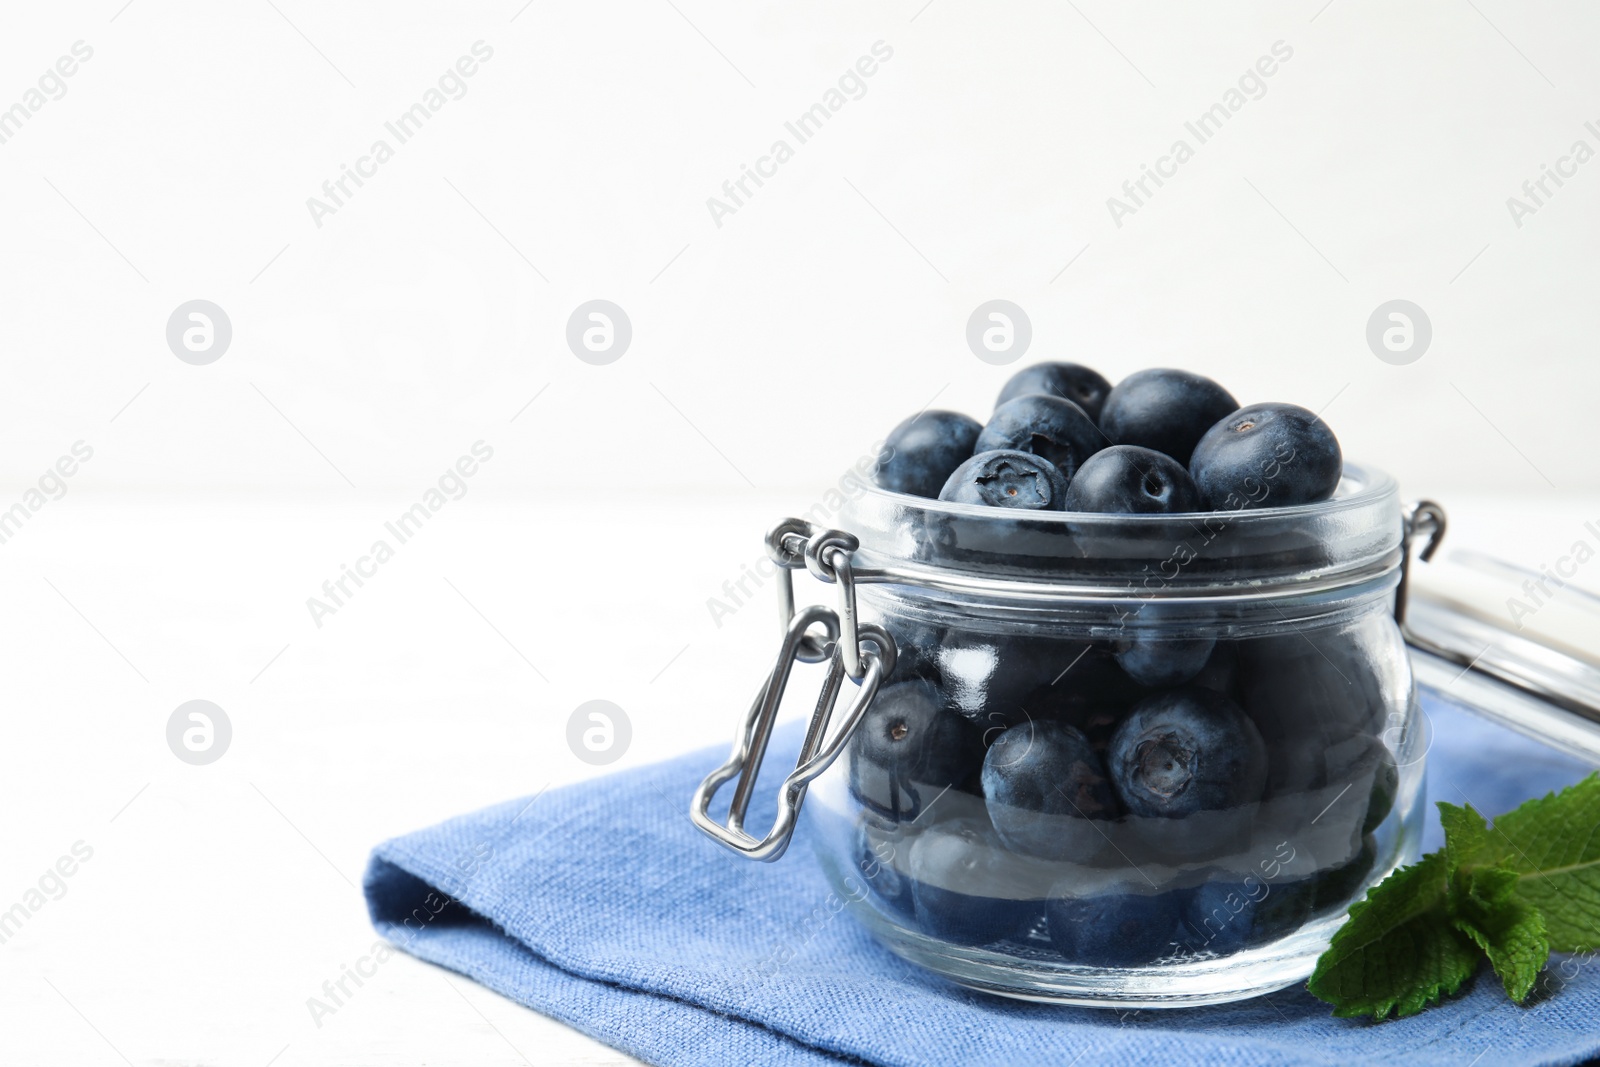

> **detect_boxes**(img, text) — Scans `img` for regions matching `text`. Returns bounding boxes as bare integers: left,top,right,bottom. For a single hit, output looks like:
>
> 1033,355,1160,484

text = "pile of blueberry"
872,363,1342,513
842,363,1395,966
847,637,1396,963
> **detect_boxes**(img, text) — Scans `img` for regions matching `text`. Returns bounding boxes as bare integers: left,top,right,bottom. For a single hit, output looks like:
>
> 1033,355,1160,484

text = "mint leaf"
1438,801,1550,1001
1308,851,1483,1019
1439,802,1492,869
1449,865,1549,1003
1485,773,1600,953
1314,781,1600,1020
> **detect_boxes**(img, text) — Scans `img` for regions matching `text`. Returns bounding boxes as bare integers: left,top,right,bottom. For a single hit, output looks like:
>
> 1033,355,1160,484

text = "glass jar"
694,463,1430,1009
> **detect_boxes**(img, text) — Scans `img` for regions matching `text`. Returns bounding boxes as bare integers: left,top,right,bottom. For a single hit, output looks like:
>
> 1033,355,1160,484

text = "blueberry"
1064,445,1200,515
982,720,1117,862
854,816,918,919
1264,730,1397,833
908,816,1044,945
1360,744,1400,834
1255,736,1388,869
938,449,1069,511
1047,876,1183,966
1114,634,1216,688
1181,874,1315,955
1309,733,1400,838
884,617,943,686
1107,687,1267,859
1262,733,1335,798
1311,835,1379,916
975,395,1105,482
1238,632,1388,747
936,634,1085,732
1189,640,1242,700
1109,688,1267,818
1019,647,1146,748
1098,368,1238,467
873,410,983,498
995,362,1114,422
848,680,981,823
1058,704,1125,756
1189,402,1341,510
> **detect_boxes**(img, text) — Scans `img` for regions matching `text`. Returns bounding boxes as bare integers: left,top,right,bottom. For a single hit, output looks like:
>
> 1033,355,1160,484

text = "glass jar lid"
1407,545,1600,762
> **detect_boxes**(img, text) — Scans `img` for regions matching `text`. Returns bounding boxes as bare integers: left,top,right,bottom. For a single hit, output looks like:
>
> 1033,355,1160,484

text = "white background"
2,1,1598,1064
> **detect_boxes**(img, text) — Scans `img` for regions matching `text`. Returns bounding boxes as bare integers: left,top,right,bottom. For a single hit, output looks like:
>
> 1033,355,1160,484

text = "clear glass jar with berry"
693,464,1431,1007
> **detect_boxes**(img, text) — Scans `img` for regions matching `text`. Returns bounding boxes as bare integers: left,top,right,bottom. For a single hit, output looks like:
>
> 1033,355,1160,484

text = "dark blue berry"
975,395,1105,481
1263,729,1396,826
908,817,1043,945
1098,368,1238,467
884,618,943,687
874,410,982,498
1238,633,1387,747
1018,647,1146,748
981,720,1116,862
1108,688,1266,860
853,816,917,919
1047,877,1183,966
938,449,1069,511
848,680,981,823
1361,744,1400,834
1255,732,1393,869
1262,733,1334,799
936,634,1085,732
1189,402,1341,510
1114,634,1216,688
1182,874,1315,955
1108,688,1267,818
1311,835,1379,916
1189,640,1242,701
996,362,1114,422
1064,445,1200,514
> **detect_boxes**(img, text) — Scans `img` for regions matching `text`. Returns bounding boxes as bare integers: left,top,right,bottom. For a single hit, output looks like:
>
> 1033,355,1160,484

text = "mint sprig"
1485,774,1600,952
1309,773,1600,1020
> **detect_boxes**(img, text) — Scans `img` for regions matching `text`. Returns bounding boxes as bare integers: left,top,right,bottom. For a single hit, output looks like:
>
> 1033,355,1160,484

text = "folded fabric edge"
361,850,869,1067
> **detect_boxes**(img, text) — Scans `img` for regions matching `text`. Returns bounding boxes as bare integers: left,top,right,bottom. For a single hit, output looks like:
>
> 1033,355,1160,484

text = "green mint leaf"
1308,851,1483,1020
1439,801,1550,1001
1486,773,1600,953
1439,802,1493,871
1464,865,1521,906
1449,865,1549,1004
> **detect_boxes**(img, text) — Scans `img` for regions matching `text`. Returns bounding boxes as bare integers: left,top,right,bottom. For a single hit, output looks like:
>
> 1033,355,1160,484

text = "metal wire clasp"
1396,500,1447,627
690,519,897,862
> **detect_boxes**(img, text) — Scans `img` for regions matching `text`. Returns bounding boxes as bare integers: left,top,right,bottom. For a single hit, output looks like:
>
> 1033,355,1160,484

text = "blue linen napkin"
364,695,1600,1067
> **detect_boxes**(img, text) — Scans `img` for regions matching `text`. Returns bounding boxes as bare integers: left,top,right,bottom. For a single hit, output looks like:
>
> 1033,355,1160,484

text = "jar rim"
855,462,1397,525
837,462,1405,599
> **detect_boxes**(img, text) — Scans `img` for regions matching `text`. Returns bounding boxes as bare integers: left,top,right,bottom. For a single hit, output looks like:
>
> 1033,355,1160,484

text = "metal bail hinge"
1396,499,1447,628
690,520,897,862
